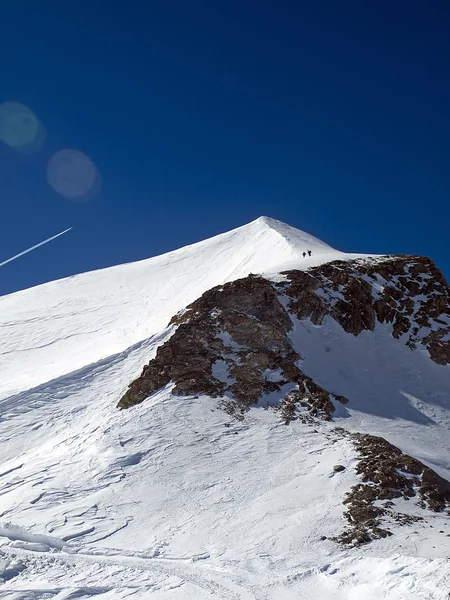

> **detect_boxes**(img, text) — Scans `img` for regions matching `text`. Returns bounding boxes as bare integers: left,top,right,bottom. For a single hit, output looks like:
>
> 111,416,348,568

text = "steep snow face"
0,217,368,399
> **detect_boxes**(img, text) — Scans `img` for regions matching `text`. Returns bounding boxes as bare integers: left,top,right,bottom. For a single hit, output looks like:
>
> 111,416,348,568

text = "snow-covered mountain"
0,217,359,400
0,217,449,599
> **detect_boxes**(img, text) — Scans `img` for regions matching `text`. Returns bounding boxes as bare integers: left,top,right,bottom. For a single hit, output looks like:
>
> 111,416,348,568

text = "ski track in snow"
0,217,449,598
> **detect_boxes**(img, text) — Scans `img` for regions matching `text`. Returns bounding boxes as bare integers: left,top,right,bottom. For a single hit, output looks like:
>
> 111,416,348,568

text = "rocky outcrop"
277,378,348,424
118,254,449,412
280,255,450,365
333,430,450,545
118,276,348,418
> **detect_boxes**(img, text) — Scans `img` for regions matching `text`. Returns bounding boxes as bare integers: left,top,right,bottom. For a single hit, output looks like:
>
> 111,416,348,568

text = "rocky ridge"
332,429,450,545
118,275,347,420
118,254,449,413
279,254,450,365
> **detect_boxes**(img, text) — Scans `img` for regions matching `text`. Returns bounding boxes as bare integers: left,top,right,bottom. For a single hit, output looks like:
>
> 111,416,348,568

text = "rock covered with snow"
332,429,450,545
281,254,450,364
118,252,450,415
118,274,350,422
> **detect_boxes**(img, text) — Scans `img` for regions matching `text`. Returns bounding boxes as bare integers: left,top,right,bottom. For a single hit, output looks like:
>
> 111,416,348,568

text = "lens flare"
47,149,101,201
0,102,45,153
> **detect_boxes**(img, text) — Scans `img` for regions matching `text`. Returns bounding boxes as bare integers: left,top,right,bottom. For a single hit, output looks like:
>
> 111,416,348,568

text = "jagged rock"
334,432,450,545
118,276,348,417
425,330,450,366
119,277,295,410
282,255,450,364
118,253,449,413
277,379,346,424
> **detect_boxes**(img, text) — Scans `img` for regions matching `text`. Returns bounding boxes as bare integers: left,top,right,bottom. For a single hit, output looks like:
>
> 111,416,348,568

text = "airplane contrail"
0,228,72,268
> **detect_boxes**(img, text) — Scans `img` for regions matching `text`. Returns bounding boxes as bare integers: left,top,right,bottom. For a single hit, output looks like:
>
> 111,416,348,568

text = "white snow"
0,216,449,598
0,216,369,400
289,316,450,479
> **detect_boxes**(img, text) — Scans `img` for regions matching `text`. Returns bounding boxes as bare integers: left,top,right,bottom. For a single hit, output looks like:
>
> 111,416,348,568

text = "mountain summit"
0,218,449,598
245,215,337,257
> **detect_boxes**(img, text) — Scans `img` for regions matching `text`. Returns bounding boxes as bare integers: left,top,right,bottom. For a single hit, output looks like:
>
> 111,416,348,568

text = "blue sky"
0,0,449,295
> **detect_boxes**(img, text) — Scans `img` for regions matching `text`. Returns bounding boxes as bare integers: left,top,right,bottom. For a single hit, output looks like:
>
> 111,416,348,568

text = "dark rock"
118,253,449,414
334,433,450,546
282,255,450,365
333,465,346,472
118,276,349,417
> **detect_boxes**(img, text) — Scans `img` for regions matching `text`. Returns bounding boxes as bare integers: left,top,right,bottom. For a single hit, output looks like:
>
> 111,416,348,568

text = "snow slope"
290,316,450,481
0,216,369,400
0,217,449,599
1,340,449,599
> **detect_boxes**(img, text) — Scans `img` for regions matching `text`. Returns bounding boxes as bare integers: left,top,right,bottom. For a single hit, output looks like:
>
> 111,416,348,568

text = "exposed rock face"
277,378,348,424
118,276,347,418
118,254,449,412
280,255,450,365
333,430,450,545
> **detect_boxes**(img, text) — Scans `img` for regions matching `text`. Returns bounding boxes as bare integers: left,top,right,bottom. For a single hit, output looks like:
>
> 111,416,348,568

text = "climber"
307,250,312,257
302,252,306,258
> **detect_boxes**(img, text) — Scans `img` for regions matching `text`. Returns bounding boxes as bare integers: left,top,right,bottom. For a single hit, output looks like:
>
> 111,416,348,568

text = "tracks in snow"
0,543,257,600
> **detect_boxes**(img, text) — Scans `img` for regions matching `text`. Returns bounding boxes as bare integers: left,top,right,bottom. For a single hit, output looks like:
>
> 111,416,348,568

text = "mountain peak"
252,215,281,228
0,216,369,399
246,215,335,255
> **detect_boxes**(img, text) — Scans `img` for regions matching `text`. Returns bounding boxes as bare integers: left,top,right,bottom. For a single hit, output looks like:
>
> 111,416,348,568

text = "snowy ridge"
0,217,370,400
0,217,449,599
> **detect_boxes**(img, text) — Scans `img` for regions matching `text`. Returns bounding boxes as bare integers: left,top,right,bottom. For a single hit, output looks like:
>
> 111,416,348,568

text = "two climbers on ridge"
302,250,312,258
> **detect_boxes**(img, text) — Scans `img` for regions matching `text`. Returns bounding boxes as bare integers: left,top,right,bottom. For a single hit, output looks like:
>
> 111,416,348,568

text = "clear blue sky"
1,0,449,295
